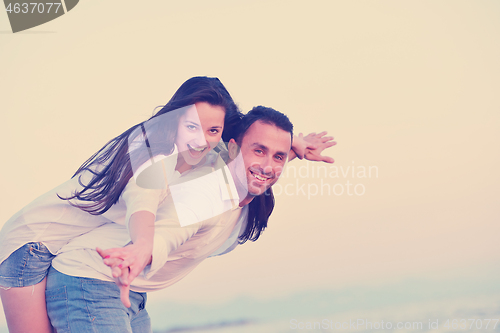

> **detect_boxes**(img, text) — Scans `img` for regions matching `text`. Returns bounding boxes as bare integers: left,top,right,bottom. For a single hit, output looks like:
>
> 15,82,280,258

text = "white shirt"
0,143,182,262
0,162,171,266
52,158,247,292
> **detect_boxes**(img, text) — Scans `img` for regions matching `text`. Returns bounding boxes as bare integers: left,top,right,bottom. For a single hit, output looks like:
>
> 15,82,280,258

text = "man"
45,106,334,332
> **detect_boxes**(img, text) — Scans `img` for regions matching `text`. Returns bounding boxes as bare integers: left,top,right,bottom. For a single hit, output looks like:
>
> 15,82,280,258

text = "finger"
97,247,127,260
104,257,122,268
306,152,333,163
119,266,130,286
318,142,336,150
316,131,327,137
112,265,123,278
304,152,322,162
96,247,107,259
119,283,131,308
324,141,337,148
118,258,133,270
102,250,128,259
321,136,334,143
322,156,335,163
128,265,141,284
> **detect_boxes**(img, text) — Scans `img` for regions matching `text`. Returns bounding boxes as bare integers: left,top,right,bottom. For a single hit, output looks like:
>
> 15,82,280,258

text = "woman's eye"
186,125,196,131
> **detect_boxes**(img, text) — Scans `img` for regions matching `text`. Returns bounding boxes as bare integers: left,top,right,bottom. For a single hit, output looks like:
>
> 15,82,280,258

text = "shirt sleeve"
122,149,178,230
121,176,167,232
141,172,221,279
142,199,205,279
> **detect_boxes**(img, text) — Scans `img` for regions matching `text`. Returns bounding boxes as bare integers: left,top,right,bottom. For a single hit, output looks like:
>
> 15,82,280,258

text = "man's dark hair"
236,106,294,244
232,106,293,145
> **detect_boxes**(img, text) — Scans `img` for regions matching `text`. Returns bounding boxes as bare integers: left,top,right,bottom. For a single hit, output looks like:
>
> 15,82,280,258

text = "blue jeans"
0,242,55,288
46,266,152,333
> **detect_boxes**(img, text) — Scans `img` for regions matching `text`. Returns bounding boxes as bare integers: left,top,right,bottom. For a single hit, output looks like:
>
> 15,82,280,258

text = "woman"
0,76,242,333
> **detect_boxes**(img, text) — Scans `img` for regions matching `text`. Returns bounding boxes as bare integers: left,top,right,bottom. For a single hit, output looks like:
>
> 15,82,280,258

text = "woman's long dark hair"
59,76,242,215
239,188,275,243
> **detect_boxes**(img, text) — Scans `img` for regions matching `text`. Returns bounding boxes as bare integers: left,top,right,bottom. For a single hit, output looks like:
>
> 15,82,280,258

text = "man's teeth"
253,173,268,181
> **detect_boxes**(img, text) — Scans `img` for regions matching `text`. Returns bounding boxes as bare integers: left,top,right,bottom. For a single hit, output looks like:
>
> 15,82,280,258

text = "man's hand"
291,133,319,160
291,131,336,163
116,266,132,308
97,243,153,308
97,242,152,284
302,131,336,163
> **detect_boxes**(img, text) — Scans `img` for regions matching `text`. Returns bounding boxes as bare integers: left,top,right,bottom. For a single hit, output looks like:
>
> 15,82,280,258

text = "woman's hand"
96,242,153,308
97,242,152,283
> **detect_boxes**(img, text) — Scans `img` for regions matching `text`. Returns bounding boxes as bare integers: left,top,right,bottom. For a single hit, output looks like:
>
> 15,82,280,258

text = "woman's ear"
228,139,240,160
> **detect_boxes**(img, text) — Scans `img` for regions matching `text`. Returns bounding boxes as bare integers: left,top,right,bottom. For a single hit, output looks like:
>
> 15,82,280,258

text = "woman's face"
175,102,225,167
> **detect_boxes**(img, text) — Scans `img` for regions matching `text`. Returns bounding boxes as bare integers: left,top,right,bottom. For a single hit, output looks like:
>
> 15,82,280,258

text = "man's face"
236,120,291,196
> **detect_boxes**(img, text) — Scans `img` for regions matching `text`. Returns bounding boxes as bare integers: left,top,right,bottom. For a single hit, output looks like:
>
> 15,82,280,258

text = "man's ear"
228,139,240,160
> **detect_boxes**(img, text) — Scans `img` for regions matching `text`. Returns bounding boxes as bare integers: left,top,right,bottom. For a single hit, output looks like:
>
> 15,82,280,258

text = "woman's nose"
192,131,207,147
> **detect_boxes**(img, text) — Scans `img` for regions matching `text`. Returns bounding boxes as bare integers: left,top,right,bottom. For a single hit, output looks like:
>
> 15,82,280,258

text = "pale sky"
0,0,499,313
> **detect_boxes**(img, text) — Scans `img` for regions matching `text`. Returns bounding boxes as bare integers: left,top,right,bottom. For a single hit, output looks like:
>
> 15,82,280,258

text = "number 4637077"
6,3,62,14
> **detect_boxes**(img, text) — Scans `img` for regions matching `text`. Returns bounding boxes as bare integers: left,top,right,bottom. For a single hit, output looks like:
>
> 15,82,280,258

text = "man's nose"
260,156,274,175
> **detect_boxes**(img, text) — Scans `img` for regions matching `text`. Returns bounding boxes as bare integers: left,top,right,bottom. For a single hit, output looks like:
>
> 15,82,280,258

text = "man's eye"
255,149,263,155
275,155,283,161
209,129,220,134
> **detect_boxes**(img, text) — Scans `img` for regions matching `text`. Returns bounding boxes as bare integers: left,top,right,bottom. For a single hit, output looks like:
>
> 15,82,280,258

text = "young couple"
0,76,335,332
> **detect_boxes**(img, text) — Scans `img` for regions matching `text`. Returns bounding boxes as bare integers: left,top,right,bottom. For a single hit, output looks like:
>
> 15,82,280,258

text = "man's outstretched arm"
289,131,336,163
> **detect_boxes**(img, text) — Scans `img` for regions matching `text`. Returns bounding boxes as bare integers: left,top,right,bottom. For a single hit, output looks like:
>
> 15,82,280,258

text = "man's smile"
249,170,273,183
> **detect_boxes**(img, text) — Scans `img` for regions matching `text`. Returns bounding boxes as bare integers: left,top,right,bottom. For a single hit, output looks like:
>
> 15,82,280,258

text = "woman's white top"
0,149,178,265
0,143,246,276
52,157,247,292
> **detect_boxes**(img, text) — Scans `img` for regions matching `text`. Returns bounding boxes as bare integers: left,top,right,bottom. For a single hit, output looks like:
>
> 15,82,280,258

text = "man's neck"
239,196,254,207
